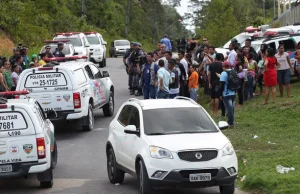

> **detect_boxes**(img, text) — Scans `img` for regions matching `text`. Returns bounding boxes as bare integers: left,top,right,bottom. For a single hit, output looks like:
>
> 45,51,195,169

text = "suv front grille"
178,150,218,162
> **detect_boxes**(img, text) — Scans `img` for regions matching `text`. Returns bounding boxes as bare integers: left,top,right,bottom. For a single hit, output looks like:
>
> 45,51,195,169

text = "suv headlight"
222,143,235,156
149,146,173,159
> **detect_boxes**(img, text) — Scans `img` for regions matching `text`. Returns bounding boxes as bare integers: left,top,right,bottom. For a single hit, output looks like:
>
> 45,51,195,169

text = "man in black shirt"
208,53,224,116
173,54,187,96
53,42,65,57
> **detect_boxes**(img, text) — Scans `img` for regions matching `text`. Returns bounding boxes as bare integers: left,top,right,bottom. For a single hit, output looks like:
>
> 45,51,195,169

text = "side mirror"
74,52,78,55
45,109,57,119
124,125,139,135
102,71,110,77
103,41,107,45
218,121,229,130
85,43,90,47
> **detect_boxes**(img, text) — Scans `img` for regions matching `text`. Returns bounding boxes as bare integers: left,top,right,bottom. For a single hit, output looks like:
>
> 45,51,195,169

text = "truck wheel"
51,140,58,169
82,104,94,131
103,91,114,117
38,168,53,188
107,148,124,184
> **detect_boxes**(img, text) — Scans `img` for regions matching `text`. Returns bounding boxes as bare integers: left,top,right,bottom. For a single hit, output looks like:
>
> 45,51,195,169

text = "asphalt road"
0,58,249,194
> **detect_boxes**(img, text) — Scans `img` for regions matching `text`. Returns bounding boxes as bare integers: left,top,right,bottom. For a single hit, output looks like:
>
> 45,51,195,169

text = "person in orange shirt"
188,65,199,101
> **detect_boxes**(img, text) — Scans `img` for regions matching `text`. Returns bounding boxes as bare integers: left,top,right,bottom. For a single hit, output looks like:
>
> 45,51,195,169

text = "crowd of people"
123,35,300,129
0,42,66,92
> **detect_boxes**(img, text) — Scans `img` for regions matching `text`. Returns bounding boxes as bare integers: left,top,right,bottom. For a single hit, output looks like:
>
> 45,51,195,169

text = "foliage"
0,0,186,54
198,78,300,194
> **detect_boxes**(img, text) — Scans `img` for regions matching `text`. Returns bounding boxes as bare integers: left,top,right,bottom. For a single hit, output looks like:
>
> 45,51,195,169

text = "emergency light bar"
0,90,30,96
263,31,279,37
55,32,80,36
245,26,260,33
83,32,97,35
44,40,71,43
44,56,88,62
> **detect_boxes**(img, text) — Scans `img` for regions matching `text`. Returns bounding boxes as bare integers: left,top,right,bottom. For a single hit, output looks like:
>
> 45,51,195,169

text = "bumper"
90,53,104,63
150,168,237,188
0,162,47,179
50,110,84,121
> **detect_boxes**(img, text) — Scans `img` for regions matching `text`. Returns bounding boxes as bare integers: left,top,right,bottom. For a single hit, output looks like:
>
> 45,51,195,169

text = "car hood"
89,44,101,49
145,132,229,152
115,45,130,49
74,46,86,53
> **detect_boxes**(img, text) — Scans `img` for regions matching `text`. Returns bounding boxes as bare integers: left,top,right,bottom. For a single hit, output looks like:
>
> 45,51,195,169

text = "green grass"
198,78,300,194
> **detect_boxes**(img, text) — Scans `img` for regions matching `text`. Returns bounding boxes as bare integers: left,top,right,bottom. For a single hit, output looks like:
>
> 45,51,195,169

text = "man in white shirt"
227,43,237,68
158,50,169,70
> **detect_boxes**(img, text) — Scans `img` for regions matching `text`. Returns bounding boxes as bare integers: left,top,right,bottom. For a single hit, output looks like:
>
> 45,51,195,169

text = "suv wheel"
99,58,105,68
220,183,235,194
138,160,152,194
82,104,94,131
38,168,53,188
104,57,107,67
103,91,114,117
107,148,124,184
51,140,58,169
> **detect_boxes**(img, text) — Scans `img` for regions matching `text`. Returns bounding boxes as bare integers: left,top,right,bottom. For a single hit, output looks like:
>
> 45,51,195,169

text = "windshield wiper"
147,132,166,135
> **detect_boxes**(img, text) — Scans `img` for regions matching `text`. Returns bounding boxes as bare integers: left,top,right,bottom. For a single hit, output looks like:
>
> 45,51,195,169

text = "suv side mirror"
102,71,110,77
74,52,78,55
46,109,57,119
85,43,90,47
124,125,139,135
218,121,229,130
103,41,107,45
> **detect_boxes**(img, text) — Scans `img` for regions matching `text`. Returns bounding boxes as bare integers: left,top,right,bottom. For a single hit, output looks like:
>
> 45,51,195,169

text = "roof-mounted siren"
44,56,88,62
245,26,260,33
263,31,279,37
83,32,97,35
55,32,80,36
0,90,30,100
43,40,71,43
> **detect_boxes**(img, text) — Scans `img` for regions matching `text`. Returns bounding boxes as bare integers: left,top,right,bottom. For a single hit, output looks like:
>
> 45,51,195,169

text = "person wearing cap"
219,61,236,128
160,34,172,51
123,42,135,90
53,42,65,57
44,45,54,58
39,53,47,66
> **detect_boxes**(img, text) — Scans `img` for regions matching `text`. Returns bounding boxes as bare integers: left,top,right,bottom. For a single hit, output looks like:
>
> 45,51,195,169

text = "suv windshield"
115,40,130,46
223,34,251,49
143,107,218,135
41,45,71,55
86,36,100,45
54,37,82,47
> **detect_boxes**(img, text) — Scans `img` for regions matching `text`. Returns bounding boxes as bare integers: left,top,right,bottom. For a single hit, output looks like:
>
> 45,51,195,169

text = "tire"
220,183,235,194
99,56,105,68
51,140,58,169
82,104,94,131
103,91,114,117
38,168,53,188
107,148,125,184
103,57,107,67
138,160,152,194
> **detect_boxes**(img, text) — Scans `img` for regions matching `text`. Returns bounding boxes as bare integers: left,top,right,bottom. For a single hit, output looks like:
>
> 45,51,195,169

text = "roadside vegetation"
198,78,300,194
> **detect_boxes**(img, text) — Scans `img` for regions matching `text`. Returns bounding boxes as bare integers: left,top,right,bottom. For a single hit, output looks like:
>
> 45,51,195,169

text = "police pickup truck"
0,91,57,188
16,56,115,131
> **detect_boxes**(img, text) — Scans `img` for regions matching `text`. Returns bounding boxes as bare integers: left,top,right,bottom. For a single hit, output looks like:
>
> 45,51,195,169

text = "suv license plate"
0,165,12,173
189,173,211,182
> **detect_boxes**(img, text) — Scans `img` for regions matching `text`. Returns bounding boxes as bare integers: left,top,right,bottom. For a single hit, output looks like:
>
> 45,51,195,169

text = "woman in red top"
263,48,280,104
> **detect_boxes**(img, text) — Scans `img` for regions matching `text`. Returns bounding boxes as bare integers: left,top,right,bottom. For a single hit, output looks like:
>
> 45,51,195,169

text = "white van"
0,92,57,188
16,58,115,131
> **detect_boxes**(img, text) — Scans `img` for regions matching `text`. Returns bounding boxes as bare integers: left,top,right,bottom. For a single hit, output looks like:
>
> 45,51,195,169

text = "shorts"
210,84,222,99
277,69,291,85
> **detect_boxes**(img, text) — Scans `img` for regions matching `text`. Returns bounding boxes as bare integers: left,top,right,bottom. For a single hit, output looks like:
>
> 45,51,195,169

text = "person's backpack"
226,70,241,90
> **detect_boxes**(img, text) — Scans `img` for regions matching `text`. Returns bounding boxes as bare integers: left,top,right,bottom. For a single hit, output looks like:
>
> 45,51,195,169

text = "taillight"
0,104,7,109
36,137,46,159
73,92,81,109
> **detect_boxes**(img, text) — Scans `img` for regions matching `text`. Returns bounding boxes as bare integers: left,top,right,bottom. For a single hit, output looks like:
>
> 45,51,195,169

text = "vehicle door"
122,106,141,171
114,105,132,166
89,64,107,106
0,107,38,170
17,68,74,112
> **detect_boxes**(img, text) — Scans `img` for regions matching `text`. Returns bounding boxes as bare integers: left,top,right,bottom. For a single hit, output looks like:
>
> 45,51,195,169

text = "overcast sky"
175,0,195,31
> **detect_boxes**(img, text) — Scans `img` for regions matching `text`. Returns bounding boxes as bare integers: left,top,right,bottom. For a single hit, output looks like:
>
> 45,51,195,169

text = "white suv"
84,32,107,68
106,97,238,194
16,58,114,131
0,92,57,188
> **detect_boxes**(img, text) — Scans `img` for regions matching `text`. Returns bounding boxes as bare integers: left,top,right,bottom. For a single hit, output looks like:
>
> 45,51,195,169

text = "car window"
35,101,46,120
117,105,132,126
84,65,94,79
114,40,130,46
86,36,100,45
143,107,219,135
90,64,102,79
127,107,140,129
0,111,28,131
54,37,82,47
282,39,296,52
40,45,71,55
74,68,87,85
24,72,68,88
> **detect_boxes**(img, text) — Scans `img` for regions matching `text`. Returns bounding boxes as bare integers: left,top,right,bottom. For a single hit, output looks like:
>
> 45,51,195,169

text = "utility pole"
263,0,265,20
274,0,276,18
153,1,157,45
81,0,85,18
125,0,130,37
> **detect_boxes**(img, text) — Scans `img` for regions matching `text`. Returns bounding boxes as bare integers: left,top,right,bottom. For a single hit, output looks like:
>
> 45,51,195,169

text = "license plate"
189,173,211,182
0,165,12,173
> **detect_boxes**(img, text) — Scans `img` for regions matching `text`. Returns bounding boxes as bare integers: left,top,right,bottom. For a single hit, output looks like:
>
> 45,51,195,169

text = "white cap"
172,54,179,60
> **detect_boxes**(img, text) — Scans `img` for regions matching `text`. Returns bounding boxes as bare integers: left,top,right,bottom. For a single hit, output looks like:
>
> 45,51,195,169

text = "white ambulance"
16,56,115,131
0,91,57,188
